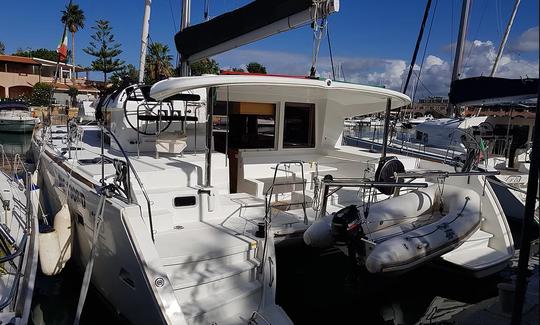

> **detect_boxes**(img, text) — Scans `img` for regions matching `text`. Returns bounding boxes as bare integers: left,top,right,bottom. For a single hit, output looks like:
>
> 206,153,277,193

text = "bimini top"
150,75,411,114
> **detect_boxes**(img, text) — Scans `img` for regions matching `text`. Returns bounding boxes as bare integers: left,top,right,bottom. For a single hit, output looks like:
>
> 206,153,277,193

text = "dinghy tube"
365,187,481,273
304,185,482,274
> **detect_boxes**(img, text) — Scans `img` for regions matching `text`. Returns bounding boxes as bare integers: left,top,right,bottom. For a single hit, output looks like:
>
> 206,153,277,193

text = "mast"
180,0,191,76
491,0,521,77
447,0,471,117
138,0,151,84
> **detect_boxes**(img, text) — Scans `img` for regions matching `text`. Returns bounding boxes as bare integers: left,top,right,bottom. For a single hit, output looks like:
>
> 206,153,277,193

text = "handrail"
0,251,25,311
0,233,27,264
101,125,155,242
0,172,33,311
0,144,12,172
12,154,28,176
316,175,429,220
394,170,500,180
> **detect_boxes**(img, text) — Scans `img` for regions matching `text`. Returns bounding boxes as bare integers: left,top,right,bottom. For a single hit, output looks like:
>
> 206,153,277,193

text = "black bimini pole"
510,4,540,321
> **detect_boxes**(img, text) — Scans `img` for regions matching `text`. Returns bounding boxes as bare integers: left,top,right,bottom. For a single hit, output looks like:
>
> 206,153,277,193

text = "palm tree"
61,2,85,85
146,43,173,83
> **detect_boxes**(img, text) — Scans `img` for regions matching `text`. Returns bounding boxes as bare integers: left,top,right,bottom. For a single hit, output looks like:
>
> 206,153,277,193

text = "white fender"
303,214,334,248
38,228,61,276
31,172,40,217
31,171,38,186
54,204,72,266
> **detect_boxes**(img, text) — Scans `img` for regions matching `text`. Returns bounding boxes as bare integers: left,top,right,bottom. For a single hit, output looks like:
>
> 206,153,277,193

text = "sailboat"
0,155,39,324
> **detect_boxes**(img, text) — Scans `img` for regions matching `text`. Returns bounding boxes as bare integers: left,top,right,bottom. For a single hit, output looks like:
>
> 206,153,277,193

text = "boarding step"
173,264,257,303
442,246,509,270
176,280,261,325
453,229,493,251
164,255,258,291
155,224,257,265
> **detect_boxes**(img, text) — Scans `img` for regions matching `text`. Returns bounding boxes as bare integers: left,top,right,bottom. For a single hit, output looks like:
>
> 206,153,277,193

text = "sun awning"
150,75,410,115
449,76,538,107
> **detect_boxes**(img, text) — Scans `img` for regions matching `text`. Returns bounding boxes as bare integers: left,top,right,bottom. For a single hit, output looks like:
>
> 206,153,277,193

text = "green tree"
246,62,267,74
13,48,65,62
110,64,139,87
145,42,173,83
190,58,220,76
83,20,125,82
0,42,5,55
61,2,85,84
67,86,78,107
30,83,53,106
231,67,245,72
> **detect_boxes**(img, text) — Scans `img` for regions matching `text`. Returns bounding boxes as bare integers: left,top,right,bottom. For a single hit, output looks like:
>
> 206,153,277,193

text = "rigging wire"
204,0,210,21
411,0,439,103
463,0,490,71
495,0,503,38
341,64,346,82
310,0,330,77
168,0,178,32
327,23,336,80
450,0,455,66
412,70,434,97
167,0,179,66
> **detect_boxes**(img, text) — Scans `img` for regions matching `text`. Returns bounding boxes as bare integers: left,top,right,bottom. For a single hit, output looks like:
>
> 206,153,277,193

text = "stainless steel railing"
0,172,33,310
99,126,155,242
316,175,430,220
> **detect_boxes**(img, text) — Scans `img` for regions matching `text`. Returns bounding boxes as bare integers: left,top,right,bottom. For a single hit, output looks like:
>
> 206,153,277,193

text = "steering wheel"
123,85,174,136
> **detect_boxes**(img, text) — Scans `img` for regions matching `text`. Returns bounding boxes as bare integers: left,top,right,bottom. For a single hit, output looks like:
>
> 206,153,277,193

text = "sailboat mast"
448,0,471,117
138,0,151,84
180,0,191,76
491,0,521,77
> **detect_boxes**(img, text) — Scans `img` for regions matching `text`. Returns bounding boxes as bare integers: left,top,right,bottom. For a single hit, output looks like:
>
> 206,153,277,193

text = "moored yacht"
0,161,39,324
401,114,433,129
0,101,39,133
33,73,517,325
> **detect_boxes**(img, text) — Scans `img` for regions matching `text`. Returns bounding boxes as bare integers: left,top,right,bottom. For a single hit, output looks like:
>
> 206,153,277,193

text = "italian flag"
57,28,68,62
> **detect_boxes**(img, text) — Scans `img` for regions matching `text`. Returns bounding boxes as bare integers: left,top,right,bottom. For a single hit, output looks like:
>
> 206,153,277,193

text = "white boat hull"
0,119,36,133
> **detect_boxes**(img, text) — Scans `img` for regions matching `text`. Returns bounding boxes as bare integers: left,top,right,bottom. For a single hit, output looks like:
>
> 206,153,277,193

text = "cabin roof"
150,75,411,113
0,55,40,65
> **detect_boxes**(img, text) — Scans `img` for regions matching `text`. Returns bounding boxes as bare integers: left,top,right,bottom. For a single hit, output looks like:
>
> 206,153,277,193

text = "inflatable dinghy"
304,184,482,274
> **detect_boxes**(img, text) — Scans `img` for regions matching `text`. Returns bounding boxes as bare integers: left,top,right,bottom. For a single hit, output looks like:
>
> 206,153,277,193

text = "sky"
1,0,538,99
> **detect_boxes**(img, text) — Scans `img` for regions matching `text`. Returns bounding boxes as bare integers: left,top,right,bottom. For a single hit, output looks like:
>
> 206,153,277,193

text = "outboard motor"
331,205,367,267
331,205,363,245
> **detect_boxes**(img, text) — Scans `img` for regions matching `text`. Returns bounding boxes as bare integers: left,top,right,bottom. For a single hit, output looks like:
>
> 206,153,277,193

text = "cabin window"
213,101,276,150
174,196,197,207
283,102,315,148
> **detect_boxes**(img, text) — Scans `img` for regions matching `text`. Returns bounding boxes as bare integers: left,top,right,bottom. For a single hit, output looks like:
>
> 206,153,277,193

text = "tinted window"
283,103,315,148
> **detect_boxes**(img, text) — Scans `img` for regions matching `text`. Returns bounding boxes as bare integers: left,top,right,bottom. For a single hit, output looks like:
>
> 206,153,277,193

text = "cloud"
216,49,311,75
511,26,539,52
215,37,537,99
